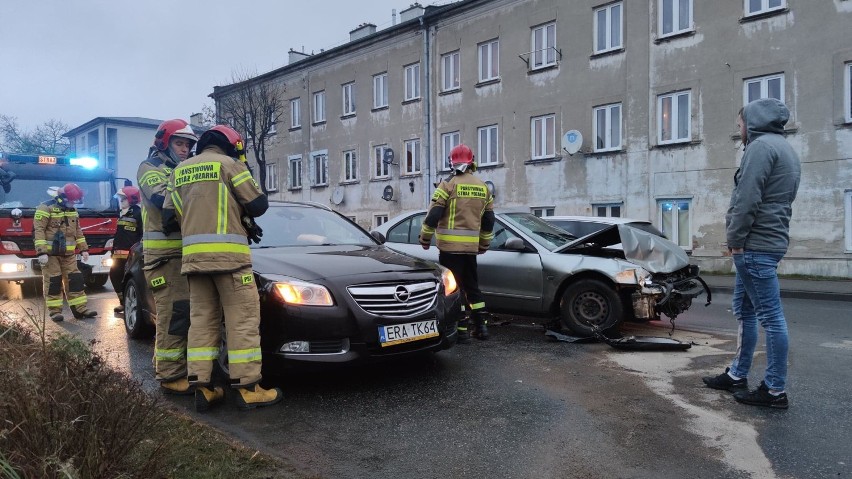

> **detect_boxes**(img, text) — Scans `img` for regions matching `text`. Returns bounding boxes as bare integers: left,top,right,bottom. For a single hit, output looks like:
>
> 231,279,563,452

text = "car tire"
559,279,623,337
123,277,154,339
86,274,109,289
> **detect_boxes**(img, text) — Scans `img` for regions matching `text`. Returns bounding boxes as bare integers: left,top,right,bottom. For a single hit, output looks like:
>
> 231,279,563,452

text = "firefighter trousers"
186,266,262,388
42,255,90,316
109,257,128,303
438,252,487,314
144,258,190,382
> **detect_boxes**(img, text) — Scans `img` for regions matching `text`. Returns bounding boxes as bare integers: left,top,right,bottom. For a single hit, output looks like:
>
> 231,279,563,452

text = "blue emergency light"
69,157,99,169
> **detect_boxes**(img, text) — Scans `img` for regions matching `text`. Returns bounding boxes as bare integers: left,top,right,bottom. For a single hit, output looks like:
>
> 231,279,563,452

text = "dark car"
121,202,462,368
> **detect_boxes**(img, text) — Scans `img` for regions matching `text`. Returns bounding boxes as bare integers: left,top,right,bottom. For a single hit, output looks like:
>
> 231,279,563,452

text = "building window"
846,191,852,252
658,199,691,249
593,103,622,152
745,0,785,16
290,98,301,128
268,108,277,134
478,125,499,166
311,152,328,186
846,63,852,123
659,0,693,37
478,39,499,82
244,113,253,140
106,128,117,171
373,73,388,109
441,131,460,171
744,73,784,105
288,155,302,189
265,163,278,192
404,63,420,101
658,90,691,144
404,139,421,175
442,51,460,91
531,114,556,159
532,207,555,218
87,130,99,159
594,203,622,217
342,82,356,116
374,145,391,179
531,22,556,69
375,215,389,228
343,150,358,182
313,91,326,123
594,2,623,54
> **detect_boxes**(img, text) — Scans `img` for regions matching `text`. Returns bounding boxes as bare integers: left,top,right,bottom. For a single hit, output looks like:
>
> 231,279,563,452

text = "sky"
0,0,448,132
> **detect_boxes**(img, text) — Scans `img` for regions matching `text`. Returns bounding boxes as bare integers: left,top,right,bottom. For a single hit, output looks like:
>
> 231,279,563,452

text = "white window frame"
593,203,623,217
532,207,555,218
744,0,786,17
594,2,623,54
288,154,302,189
342,82,356,116
373,73,388,109
244,113,253,140
268,109,277,134
313,91,326,123
477,125,499,166
311,150,328,187
404,63,421,101
531,114,556,160
343,150,358,182
658,199,692,250
659,0,693,38
478,39,500,83
743,73,785,105
531,22,556,70
657,90,691,145
374,214,389,228
290,98,301,128
593,103,622,152
441,131,460,171
265,162,278,192
442,51,460,92
404,139,421,175
846,63,852,124
846,190,852,252
373,144,391,179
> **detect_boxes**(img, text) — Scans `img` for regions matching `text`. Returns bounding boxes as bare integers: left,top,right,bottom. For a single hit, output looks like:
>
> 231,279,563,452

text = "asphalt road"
1,282,850,479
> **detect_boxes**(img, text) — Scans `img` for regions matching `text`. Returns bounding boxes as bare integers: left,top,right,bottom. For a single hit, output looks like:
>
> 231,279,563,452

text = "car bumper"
0,254,111,281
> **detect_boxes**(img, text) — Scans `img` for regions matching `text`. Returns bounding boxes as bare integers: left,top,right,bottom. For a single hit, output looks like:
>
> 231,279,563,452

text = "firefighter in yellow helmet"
137,119,198,395
419,144,495,343
162,124,282,412
33,183,98,322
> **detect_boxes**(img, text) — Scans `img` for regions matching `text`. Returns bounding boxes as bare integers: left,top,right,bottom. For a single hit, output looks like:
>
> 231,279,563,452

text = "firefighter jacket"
33,198,88,256
420,171,495,254
112,204,142,259
162,145,268,274
138,150,182,265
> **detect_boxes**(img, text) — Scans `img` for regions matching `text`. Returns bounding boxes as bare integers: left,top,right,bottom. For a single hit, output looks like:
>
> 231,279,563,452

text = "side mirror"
370,230,386,244
504,237,527,251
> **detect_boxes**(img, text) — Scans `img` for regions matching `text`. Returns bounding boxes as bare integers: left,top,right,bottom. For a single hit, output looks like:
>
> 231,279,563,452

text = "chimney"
392,9,397,25
400,3,425,22
288,48,311,64
190,112,203,127
349,23,377,42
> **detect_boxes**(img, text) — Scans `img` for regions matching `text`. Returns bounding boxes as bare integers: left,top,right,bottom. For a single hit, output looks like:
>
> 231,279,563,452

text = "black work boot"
456,319,471,344
702,367,748,392
472,312,490,340
50,312,64,322
72,308,98,319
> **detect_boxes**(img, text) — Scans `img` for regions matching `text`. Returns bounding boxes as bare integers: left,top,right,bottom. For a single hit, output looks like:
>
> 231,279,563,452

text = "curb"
709,286,852,303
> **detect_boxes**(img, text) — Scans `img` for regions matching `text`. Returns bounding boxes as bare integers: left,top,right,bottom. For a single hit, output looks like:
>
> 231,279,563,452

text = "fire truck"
0,152,120,291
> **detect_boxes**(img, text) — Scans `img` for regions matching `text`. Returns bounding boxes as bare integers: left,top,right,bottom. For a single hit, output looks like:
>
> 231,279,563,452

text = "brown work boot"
195,386,225,412
235,384,283,410
50,312,64,322
161,377,194,396
72,308,98,319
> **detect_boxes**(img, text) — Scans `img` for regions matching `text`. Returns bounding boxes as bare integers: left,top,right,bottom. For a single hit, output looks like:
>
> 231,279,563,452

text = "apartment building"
210,0,852,277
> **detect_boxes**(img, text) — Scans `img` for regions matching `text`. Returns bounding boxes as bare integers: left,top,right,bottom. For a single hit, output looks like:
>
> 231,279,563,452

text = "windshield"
0,178,114,211
501,213,576,251
253,205,376,248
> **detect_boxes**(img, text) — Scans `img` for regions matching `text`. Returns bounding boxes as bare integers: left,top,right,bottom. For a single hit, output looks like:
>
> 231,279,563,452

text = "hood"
251,244,438,281
744,97,789,142
556,224,690,273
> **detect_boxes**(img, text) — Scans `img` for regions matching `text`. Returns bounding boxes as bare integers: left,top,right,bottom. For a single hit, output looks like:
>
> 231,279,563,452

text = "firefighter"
137,119,197,395
33,183,98,322
419,144,495,343
162,124,282,412
110,186,143,313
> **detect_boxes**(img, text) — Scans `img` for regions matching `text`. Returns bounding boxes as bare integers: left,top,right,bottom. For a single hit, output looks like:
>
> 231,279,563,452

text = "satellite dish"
382,148,396,165
330,186,345,205
484,180,496,198
381,185,395,201
561,130,583,155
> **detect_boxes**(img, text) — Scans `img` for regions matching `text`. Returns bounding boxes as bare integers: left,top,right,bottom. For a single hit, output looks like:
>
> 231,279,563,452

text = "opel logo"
393,285,410,303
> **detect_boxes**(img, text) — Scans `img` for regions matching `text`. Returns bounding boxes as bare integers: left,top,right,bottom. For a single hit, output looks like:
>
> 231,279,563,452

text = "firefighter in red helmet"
419,144,495,343
109,186,142,312
33,183,98,322
162,124,282,412
137,119,198,395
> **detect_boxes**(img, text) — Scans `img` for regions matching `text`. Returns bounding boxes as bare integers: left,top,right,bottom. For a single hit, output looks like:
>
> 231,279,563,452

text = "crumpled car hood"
555,224,690,273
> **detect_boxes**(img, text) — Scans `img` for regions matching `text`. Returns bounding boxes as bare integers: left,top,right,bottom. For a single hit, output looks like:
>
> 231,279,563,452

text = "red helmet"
450,144,475,168
197,125,245,159
60,183,84,202
117,186,141,205
153,119,198,151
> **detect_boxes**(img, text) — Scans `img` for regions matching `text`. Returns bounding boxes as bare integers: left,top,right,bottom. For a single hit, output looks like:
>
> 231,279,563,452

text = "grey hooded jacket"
726,98,801,253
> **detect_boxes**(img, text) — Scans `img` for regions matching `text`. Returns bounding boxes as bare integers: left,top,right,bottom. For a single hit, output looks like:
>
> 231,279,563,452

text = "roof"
63,117,163,138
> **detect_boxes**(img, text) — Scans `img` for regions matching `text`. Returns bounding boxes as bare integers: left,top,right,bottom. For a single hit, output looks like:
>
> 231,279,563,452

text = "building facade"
63,117,162,183
211,0,852,278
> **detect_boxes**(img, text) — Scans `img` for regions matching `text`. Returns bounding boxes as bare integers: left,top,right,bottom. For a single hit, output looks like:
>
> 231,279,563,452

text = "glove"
37,254,48,266
242,216,263,244
81,251,89,262
419,236,430,250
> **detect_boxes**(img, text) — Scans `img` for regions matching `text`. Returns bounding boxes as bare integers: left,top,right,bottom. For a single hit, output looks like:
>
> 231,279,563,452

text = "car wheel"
86,274,109,289
124,277,154,339
559,279,623,337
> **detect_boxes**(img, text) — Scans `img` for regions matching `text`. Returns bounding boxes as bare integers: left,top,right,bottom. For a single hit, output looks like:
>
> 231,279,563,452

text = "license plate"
379,320,438,347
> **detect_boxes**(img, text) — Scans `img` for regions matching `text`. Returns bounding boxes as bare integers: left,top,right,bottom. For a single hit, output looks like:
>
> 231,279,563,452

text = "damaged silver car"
371,211,710,337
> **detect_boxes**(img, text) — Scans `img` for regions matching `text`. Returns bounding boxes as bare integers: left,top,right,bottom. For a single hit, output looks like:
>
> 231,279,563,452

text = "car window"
550,220,605,238
387,217,415,244
253,205,375,247
502,213,576,251
488,220,523,250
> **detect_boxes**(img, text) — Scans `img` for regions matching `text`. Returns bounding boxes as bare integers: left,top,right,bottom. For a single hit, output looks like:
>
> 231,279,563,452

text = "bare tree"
214,69,286,194
0,115,70,155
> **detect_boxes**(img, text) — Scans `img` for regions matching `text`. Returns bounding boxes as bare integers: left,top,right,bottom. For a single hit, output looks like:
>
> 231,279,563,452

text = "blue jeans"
730,251,788,391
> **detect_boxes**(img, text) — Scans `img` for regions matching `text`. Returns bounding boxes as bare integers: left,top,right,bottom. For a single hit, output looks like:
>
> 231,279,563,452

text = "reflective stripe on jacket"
137,151,182,263
420,172,494,254
33,199,88,256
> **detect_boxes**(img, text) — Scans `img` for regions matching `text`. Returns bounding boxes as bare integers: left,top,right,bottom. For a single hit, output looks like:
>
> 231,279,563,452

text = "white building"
63,117,162,183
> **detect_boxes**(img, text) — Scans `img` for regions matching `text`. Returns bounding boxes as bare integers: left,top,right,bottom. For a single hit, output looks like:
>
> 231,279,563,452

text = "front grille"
348,280,438,318
310,340,347,354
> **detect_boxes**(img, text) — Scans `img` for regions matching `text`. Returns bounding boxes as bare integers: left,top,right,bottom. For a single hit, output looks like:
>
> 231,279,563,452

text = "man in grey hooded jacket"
703,98,801,409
